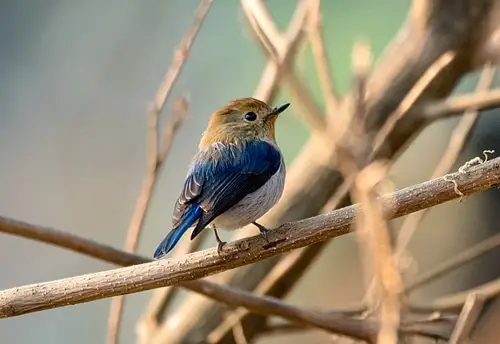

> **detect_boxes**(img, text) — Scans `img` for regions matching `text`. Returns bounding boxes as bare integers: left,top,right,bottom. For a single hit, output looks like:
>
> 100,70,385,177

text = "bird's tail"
153,205,202,259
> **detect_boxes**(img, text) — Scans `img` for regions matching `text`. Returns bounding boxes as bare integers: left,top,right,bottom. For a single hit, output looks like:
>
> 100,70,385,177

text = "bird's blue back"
153,139,281,258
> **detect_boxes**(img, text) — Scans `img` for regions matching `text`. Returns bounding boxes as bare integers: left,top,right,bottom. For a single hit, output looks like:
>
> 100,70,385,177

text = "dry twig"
354,163,403,344
394,65,497,264
423,89,500,120
307,0,339,116
136,229,208,344
407,231,500,293
449,293,485,344
207,249,305,342
242,0,326,132
105,1,212,342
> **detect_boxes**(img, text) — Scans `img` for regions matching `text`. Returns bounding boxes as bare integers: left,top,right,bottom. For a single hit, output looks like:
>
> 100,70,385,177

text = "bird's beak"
270,103,290,116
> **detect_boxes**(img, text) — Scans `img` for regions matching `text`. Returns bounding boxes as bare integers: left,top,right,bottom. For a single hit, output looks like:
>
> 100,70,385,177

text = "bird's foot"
217,240,226,255
252,222,270,242
213,226,226,256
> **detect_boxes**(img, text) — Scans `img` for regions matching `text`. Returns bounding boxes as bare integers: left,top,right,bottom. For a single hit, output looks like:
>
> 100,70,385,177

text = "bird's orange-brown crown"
199,97,289,148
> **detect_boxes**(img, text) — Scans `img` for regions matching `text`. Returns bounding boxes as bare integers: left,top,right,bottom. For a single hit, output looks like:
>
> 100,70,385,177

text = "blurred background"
1,0,500,343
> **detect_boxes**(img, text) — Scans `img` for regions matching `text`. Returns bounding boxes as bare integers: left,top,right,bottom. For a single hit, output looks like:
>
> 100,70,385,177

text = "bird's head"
200,97,290,147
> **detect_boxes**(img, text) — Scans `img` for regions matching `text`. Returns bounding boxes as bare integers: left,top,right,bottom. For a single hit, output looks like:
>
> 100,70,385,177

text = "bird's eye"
244,112,257,121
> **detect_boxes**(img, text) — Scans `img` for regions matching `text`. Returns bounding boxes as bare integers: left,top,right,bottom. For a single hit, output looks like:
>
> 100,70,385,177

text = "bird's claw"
212,226,226,255
253,222,271,242
217,240,227,255
259,228,271,242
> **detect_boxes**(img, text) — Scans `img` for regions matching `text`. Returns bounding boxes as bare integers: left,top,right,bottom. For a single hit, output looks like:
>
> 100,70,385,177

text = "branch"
153,1,500,342
423,88,500,121
307,0,340,116
394,64,497,288
1,156,500,318
136,228,208,344
108,100,188,344
150,2,315,344
242,0,326,132
213,3,500,342
449,293,484,344
0,216,149,266
206,249,307,342
106,1,211,341
355,163,403,344
406,230,500,293
186,282,377,342
0,216,375,342
410,276,500,313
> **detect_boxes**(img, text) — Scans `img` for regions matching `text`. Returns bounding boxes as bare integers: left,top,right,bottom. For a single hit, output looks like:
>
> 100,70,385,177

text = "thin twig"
259,322,310,337
244,0,306,101
185,282,377,342
406,231,500,293
2,156,500,318
423,88,500,120
105,2,212,342
394,64,497,264
355,163,403,344
136,228,207,344
232,321,249,344
449,293,484,344
307,0,339,116
348,47,403,342
370,51,456,159
410,276,500,313
207,249,306,342
107,97,188,344
325,52,456,215
242,0,326,132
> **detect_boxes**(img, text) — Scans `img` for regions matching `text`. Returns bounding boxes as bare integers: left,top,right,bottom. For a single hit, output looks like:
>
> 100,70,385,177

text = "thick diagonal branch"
1,156,500,318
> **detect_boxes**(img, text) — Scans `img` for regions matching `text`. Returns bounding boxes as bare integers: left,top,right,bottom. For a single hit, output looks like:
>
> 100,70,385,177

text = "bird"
153,97,289,259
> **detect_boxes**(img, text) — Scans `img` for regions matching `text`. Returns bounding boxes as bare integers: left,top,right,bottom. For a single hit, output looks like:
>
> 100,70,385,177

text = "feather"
162,139,281,254
153,204,203,259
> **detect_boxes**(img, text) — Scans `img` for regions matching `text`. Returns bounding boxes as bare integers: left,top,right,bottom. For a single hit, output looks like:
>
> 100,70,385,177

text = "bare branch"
243,0,327,132
189,282,378,342
406,231,500,293
107,97,188,344
370,51,455,159
105,1,212,342
207,249,306,342
232,321,249,344
395,64,497,277
152,0,213,114
449,294,485,344
204,0,500,343
307,0,340,116
1,156,500,318
0,216,150,266
423,88,500,121
410,278,500,313
244,0,306,101
355,163,403,344
136,229,207,344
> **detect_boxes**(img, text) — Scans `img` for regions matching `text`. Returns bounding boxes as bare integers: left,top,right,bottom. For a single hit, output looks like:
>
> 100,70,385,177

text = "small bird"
153,97,289,259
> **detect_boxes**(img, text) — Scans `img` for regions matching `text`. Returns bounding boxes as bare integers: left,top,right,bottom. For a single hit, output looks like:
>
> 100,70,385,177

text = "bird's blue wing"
178,140,281,237
154,140,281,258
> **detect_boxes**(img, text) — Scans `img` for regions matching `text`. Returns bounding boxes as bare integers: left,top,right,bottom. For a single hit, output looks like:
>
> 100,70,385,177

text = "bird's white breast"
213,158,286,230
